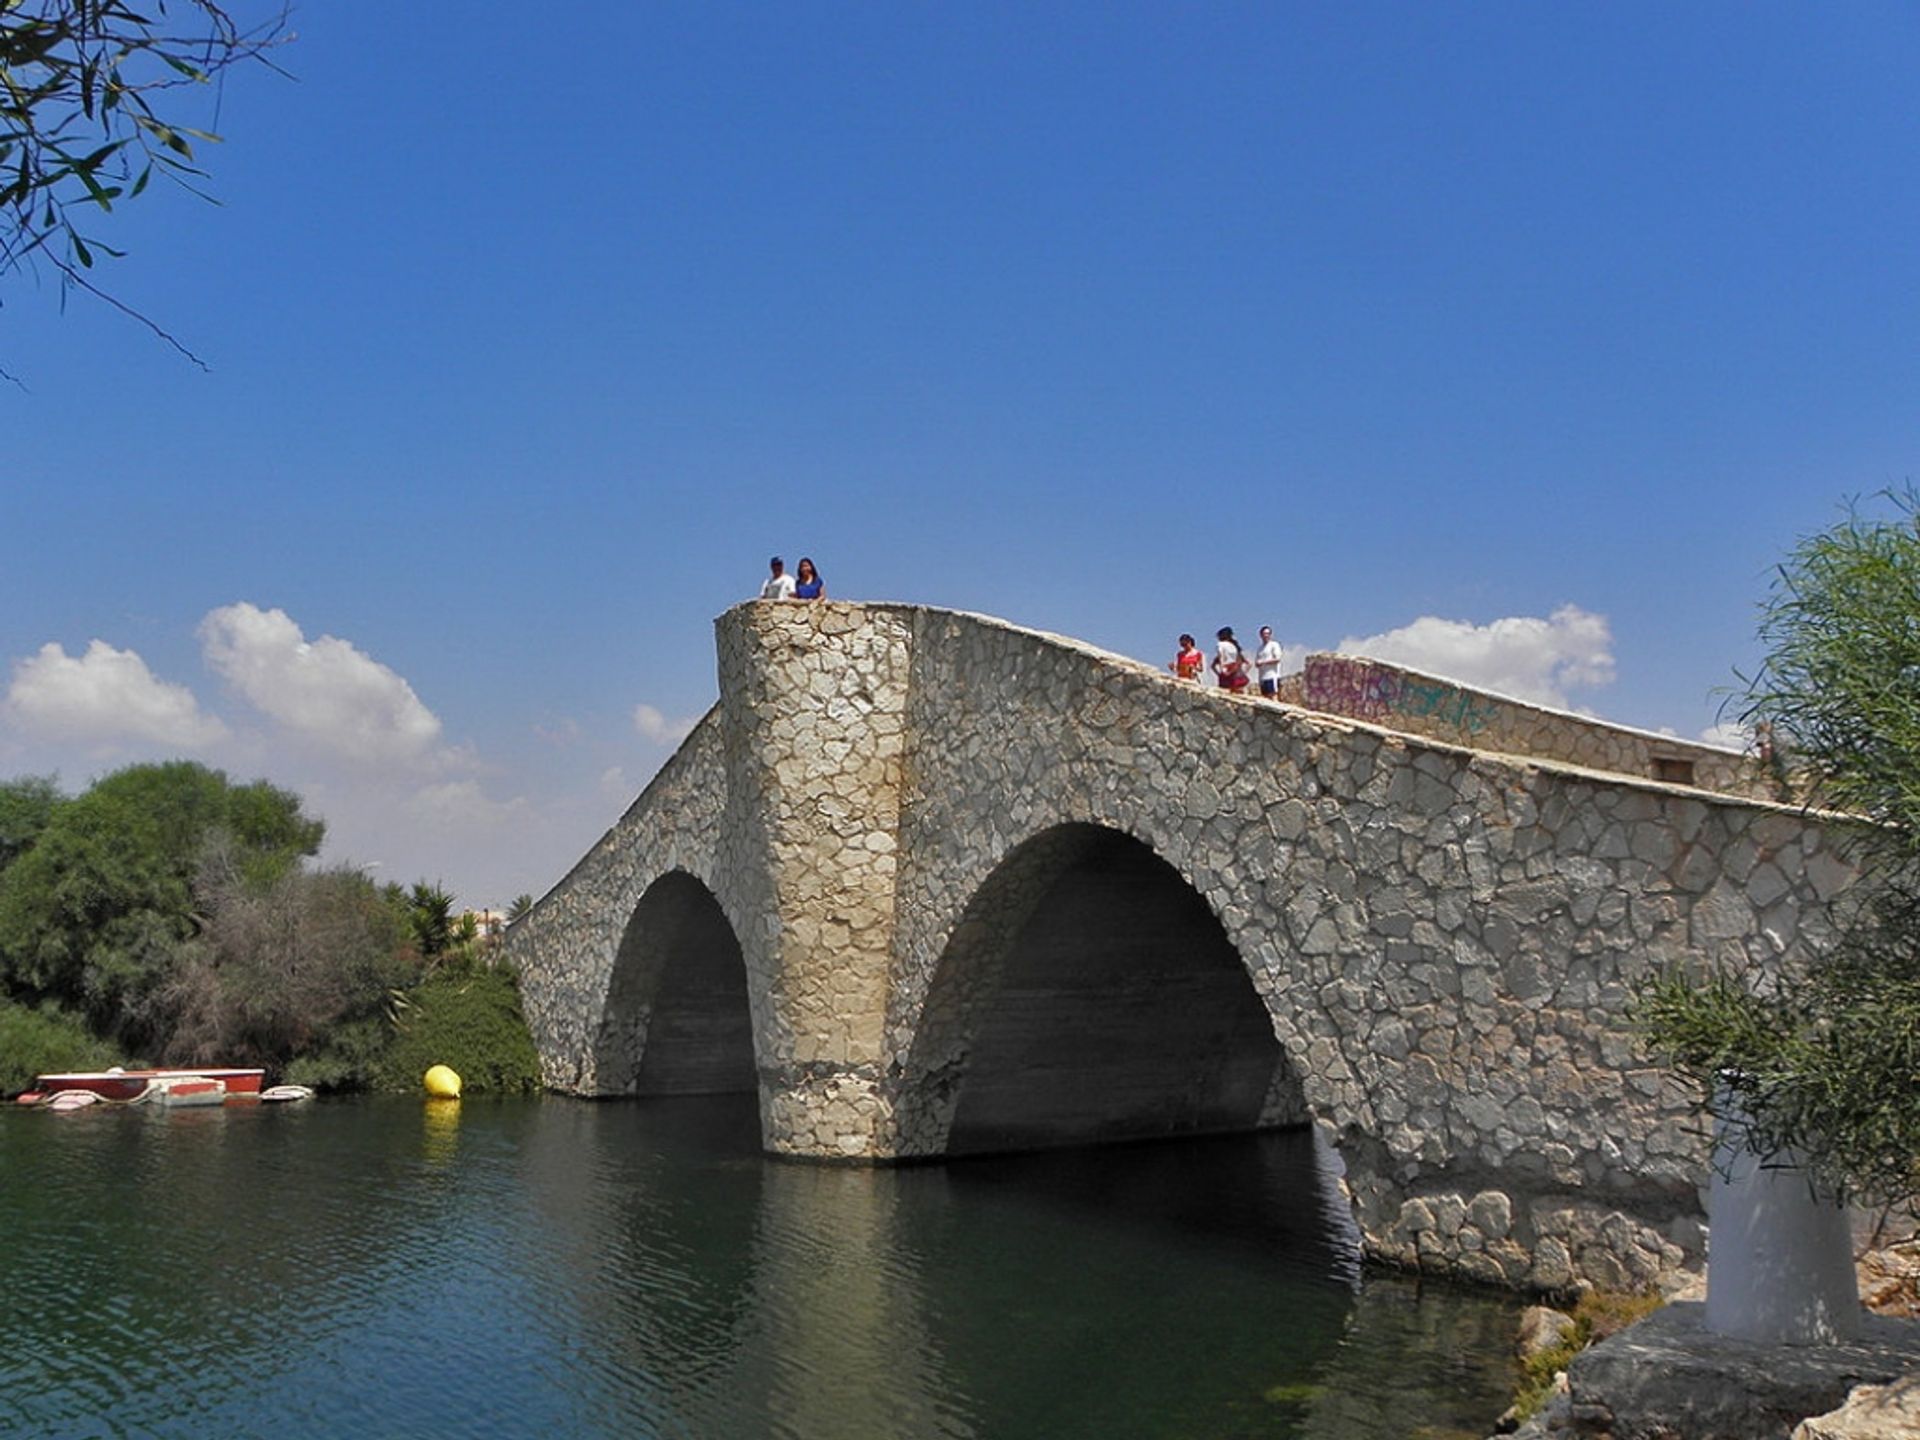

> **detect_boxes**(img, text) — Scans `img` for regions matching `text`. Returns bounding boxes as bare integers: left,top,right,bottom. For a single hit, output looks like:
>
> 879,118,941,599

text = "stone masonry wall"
511,707,733,1094
880,608,1852,1291
714,602,914,1158
1279,653,1771,800
509,601,1854,1295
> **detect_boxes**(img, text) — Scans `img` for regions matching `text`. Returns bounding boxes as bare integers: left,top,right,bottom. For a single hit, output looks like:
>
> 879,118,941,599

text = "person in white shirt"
1255,625,1285,698
1212,627,1250,691
760,556,796,601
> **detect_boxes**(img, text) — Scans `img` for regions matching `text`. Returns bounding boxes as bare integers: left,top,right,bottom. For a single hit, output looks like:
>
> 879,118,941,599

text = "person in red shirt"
1169,634,1204,681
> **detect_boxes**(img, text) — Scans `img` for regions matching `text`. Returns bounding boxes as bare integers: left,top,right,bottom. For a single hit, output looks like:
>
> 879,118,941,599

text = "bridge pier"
717,602,914,1158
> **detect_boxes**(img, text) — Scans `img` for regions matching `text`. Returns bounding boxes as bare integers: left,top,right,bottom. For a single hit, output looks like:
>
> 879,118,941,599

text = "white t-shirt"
1255,640,1284,680
761,572,796,600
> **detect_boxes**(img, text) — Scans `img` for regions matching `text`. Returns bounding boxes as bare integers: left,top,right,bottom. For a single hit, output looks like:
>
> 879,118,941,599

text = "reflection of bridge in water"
506,601,1846,1292
517,1100,1517,1439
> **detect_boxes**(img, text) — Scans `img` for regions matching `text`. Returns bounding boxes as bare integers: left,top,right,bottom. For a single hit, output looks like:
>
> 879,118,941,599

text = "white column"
1705,1097,1861,1344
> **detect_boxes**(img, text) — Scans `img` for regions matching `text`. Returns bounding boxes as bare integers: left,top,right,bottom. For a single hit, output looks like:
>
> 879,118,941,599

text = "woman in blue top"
793,557,825,600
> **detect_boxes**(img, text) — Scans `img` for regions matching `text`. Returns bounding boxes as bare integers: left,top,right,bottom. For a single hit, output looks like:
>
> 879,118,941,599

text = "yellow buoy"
423,1064,463,1099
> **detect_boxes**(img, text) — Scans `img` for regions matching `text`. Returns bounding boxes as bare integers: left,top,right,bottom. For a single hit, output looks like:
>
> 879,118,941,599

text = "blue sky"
4,4,1916,904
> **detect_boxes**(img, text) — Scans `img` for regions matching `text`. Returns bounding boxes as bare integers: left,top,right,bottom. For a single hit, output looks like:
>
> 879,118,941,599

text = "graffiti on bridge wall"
1303,656,1499,736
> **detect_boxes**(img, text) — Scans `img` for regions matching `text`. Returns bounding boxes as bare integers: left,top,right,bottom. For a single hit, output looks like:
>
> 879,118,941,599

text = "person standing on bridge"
1213,627,1250,692
1255,625,1285,699
1170,634,1204,682
793,557,825,600
760,556,796,601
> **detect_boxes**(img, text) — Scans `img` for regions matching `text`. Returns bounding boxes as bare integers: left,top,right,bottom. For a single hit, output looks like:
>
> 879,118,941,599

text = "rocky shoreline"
1491,1244,1920,1440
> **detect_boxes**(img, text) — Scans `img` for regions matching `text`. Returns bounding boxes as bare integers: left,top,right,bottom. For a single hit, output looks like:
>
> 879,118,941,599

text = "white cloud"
3,640,226,750
1336,604,1615,708
600,765,631,797
632,702,697,746
407,779,526,832
199,602,442,765
1698,721,1750,752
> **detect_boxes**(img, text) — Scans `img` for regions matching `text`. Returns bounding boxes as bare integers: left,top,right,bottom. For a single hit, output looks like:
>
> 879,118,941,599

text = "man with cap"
760,556,796,601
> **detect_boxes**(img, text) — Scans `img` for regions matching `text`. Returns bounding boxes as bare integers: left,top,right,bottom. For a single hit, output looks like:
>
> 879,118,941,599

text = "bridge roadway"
504,601,1847,1292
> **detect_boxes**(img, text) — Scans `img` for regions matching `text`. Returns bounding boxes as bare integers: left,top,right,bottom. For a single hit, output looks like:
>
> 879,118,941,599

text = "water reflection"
0,1098,1517,1440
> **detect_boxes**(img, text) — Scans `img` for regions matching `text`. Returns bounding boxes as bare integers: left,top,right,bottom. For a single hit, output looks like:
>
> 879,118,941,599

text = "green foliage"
1510,1290,1663,1422
0,761,322,1046
406,881,455,960
506,893,534,923
280,1013,399,1094
0,995,120,1095
1738,488,1920,831
160,855,417,1071
1639,490,1920,1208
0,775,61,875
0,759,543,1098
1,2,288,361
377,958,542,1094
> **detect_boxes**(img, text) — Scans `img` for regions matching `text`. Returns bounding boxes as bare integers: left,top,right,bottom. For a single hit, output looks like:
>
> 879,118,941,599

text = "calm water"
0,1098,1519,1440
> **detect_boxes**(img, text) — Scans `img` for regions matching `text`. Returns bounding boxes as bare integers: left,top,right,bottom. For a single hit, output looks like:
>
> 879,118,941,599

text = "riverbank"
1492,1243,1920,1440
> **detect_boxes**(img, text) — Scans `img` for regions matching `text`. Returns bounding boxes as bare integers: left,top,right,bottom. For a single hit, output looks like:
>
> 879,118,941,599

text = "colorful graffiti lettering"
1302,656,1496,735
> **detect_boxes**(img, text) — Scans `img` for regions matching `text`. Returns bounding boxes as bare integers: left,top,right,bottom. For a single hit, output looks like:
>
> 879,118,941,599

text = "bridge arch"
894,822,1308,1156
593,869,757,1097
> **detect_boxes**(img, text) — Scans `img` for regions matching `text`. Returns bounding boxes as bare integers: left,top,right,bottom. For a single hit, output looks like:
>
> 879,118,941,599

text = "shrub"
1638,490,1920,1207
0,998,122,1095
281,1014,398,1093
159,850,414,1072
376,960,542,1094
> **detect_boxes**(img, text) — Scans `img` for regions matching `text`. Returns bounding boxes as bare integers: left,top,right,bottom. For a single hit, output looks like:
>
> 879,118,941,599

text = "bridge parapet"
1280,652,1771,798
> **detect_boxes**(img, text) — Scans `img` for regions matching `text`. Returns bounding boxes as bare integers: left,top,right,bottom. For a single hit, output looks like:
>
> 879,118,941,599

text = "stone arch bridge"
506,601,1847,1292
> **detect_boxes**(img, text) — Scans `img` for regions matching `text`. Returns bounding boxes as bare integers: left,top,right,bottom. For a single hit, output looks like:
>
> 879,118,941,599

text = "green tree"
0,774,61,875
0,760,321,1045
1639,490,1920,1207
2,2,289,365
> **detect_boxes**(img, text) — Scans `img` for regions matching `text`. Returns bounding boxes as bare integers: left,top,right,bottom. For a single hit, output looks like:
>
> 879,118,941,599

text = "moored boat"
143,1075,228,1107
33,1068,265,1102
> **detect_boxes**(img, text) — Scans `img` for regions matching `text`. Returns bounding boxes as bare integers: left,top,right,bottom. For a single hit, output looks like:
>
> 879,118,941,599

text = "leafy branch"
1638,488,1920,1209
1,1,291,359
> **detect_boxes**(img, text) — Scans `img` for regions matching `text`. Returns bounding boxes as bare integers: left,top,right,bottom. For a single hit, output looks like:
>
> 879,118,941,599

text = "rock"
1569,1303,1920,1440
1859,1243,1920,1321
1489,1371,1569,1440
1792,1375,1920,1440
1516,1305,1579,1363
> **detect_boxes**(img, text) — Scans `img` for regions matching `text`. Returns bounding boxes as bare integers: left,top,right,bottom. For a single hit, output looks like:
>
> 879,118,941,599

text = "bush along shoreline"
0,763,541,1098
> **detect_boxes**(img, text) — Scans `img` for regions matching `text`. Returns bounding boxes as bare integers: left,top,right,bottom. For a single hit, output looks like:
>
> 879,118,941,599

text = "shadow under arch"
898,823,1308,1157
593,870,757,1097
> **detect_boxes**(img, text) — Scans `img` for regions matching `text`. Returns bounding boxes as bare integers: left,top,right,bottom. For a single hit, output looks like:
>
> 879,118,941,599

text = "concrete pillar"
715,601,912,1157
1705,1098,1861,1344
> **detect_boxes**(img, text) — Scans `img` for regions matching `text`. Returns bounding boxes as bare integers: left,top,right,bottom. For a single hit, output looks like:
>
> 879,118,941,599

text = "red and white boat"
31,1068,265,1103
142,1075,230,1106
